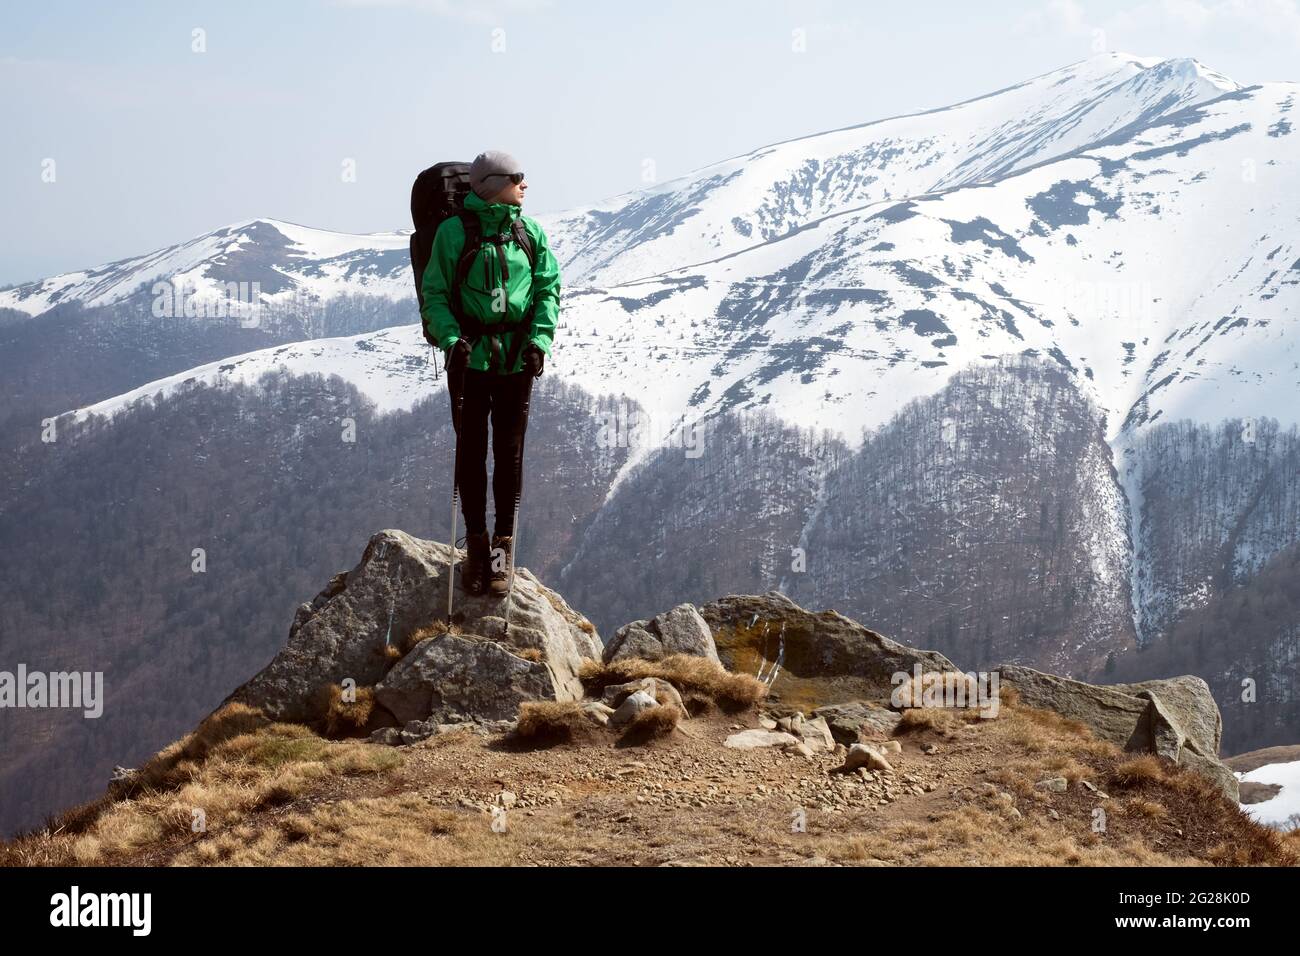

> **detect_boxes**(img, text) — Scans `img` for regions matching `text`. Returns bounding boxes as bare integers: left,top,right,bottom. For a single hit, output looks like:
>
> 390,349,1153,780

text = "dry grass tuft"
1110,755,1167,789
513,701,598,747
404,621,459,653
583,655,766,712
620,704,682,745
1121,798,1169,821
895,708,966,736
323,685,375,737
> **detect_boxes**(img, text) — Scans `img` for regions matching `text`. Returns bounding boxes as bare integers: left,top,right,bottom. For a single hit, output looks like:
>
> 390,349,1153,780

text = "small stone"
725,729,801,750
842,743,893,774
1078,779,1109,798
611,690,658,726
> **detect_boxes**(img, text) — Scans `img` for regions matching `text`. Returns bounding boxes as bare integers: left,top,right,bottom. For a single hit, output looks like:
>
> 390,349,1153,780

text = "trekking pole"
502,378,533,638
446,361,466,628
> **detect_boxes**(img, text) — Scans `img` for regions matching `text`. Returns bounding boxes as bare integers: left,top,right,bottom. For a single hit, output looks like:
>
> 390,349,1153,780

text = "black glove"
445,339,471,375
522,343,544,378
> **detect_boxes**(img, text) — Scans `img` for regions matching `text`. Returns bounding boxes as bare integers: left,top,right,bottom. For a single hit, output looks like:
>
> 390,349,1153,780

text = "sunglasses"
487,172,526,185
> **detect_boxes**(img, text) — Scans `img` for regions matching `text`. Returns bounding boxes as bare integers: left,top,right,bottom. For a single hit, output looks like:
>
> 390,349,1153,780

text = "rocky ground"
4,530,1295,868
7,691,1294,868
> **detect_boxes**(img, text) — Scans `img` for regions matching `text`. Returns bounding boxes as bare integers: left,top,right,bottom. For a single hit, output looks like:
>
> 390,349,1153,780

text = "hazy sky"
3,0,1299,285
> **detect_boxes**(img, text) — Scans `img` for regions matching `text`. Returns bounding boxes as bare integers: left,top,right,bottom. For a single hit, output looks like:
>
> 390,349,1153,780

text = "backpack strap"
450,211,481,325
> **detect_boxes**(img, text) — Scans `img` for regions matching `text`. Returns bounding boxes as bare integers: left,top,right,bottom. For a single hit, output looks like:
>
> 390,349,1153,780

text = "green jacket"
420,191,560,374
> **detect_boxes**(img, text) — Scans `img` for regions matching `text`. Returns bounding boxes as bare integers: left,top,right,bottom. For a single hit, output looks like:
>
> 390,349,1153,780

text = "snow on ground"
1238,760,1300,829
69,324,441,422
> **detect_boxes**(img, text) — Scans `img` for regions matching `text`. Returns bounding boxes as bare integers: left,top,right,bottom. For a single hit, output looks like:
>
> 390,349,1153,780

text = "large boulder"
698,592,959,711
224,529,602,724
375,635,554,725
603,603,719,665
998,665,1238,800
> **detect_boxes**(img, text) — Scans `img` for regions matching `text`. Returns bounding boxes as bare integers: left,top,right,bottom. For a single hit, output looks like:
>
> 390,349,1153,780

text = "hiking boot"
461,531,490,595
488,535,513,597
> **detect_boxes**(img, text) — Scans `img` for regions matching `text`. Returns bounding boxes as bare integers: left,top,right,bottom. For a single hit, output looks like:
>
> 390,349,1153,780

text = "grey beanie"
469,150,522,200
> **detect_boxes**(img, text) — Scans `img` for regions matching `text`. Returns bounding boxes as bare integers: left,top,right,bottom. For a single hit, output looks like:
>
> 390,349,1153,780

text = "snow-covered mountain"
543,53,1241,286
40,53,1293,452
0,219,411,318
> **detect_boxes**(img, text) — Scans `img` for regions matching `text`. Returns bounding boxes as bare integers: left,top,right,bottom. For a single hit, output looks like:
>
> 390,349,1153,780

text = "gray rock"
724,729,801,750
223,530,601,724
811,700,904,743
798,716,836,752
601,677,684,712
843,743,893,773
611,689,659,726
376,635,554,726
998,665,1238,800
398,718,440,745
603,603,719,664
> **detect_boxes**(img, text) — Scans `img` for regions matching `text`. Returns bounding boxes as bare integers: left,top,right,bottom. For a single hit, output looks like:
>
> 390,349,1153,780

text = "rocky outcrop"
225,530,602,725
699,592,959,711
602,603,719,665
998,665,1238,800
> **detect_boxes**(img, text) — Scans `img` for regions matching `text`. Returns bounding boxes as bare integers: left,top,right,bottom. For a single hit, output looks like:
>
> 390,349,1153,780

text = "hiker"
419,150,560,596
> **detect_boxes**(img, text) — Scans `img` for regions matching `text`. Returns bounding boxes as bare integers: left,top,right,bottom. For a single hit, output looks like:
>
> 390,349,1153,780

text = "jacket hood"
464,191,522,231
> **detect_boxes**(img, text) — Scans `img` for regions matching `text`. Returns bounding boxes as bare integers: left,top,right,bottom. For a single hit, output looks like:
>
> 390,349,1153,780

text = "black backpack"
409,161,536,370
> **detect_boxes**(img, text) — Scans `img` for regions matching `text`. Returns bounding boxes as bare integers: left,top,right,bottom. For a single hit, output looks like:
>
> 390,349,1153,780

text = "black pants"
451,367,534,538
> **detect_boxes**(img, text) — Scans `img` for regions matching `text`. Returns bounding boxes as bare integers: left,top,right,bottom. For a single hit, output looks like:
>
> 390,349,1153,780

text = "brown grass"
894,707,979,737
175,793,519,867
0,705,402,867
513,701,599,747
580,654,766,712
404,621,456,652
620,704,682,745
323,685,375,737
1110,755,1167,789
